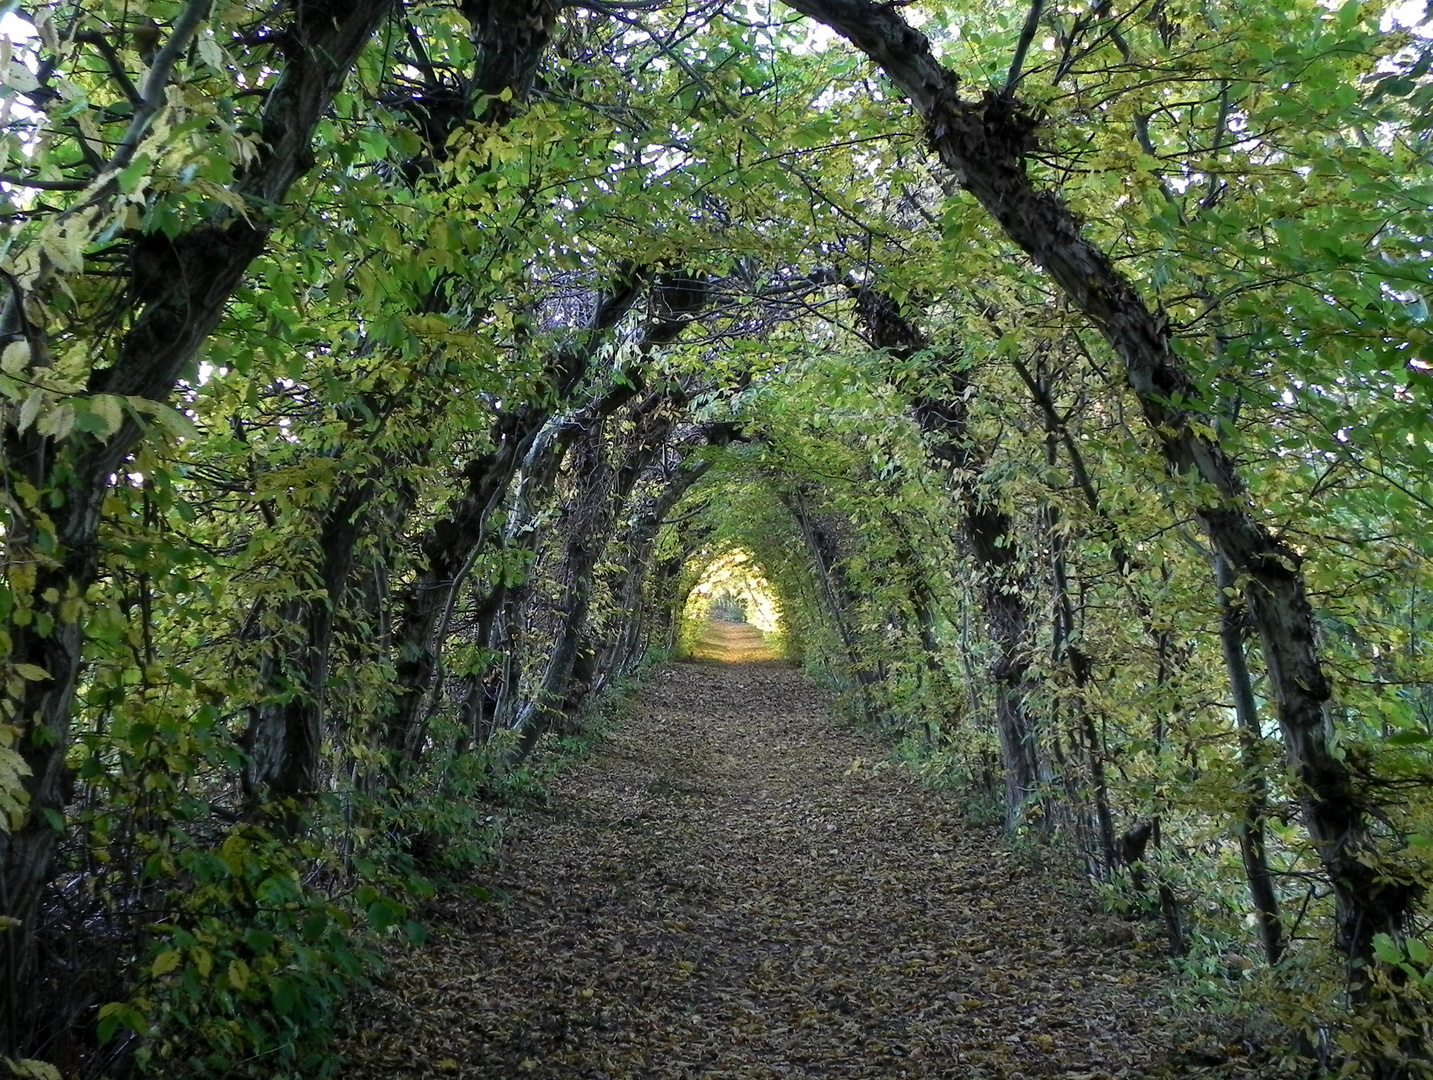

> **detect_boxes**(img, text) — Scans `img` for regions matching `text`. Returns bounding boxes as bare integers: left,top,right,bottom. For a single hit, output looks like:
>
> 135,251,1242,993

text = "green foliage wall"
1,0,1431,1075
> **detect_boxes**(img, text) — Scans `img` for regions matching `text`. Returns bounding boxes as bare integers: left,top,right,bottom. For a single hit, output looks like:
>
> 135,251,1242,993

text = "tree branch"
108,0,213,176
73,30,144,106
1003,0,1044,97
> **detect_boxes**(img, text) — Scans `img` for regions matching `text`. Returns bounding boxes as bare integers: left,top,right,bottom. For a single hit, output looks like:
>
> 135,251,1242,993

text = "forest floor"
340,628,1289,1080
688,616,781,663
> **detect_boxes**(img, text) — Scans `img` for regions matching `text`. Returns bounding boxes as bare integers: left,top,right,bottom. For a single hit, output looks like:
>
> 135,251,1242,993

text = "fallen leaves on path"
689,619,778,664
339,660,1289,1080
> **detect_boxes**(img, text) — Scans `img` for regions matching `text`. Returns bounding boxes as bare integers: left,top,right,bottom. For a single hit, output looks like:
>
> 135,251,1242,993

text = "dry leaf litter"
339,623,1289,1080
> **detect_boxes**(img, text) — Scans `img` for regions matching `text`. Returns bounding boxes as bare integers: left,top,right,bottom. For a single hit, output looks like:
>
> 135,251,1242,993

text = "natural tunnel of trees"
1,0,1431,1075
677,548,788,656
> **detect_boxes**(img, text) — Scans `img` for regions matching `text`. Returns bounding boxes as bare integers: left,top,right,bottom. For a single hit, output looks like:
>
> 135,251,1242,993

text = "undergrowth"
40,668,656,1080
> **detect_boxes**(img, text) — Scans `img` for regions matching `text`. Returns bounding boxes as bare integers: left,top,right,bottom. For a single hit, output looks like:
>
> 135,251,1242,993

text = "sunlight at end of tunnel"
679,548,785,662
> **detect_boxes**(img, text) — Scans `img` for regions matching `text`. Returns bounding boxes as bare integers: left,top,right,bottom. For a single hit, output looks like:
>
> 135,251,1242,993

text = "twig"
0,172,89,191
74,30,144,106
1004,0,1045,97
107,0,213,177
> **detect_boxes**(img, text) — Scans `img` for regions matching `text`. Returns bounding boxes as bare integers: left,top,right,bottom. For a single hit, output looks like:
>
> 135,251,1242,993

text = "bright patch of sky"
0,9,31,40
1385,0,1431,32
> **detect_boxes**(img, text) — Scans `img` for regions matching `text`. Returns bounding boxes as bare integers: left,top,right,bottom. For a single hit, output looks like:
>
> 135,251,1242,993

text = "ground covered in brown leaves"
689,617,779,664
340,650,1283,1080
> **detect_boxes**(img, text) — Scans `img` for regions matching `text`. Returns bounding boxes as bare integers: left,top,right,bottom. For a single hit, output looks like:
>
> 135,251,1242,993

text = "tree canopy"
1,0,1431,1075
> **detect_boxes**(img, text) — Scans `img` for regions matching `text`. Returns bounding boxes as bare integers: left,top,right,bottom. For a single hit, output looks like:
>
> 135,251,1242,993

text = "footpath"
341,637,1275,1079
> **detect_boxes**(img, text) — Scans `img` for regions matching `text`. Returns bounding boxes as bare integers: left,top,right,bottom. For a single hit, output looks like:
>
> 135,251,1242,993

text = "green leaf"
1406,938,1430,966
96,1002,146,1045
271,979,300,1017
1372,933,1404,966
1386,731,1431,746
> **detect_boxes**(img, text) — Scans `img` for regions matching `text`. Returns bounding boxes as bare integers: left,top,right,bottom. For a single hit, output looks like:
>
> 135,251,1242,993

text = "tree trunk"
239,0,563,807
0,0,396,1052
376,295,640,763
785,492,884,726
850,286,1043,831
782,0,1418,1008
241,481,371,809
593,457,717,689
379,273,713,767
508,381,712,760
1046,493,1118,875
1215,553,1285,967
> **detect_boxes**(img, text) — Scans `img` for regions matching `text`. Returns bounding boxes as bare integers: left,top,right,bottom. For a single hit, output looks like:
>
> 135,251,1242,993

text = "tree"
780,0,1426,1062
2,0,1430,1073
0,0,395,1047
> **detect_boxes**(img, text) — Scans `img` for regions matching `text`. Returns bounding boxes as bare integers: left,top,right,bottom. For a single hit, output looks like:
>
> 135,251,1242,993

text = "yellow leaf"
17,391,44,434
35,402,74,441
227,958,250,991
6,1058,63,1080
220,833,248,873
0,341,29,375
1,60,38,94
88,395,125,438
197,33,225,72
151,950,181,977
0,743,33,831
13,665,49,682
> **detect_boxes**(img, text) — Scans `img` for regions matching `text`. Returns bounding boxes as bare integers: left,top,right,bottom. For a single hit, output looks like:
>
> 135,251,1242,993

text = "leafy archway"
677,547,788,660
1,0,1430,1072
